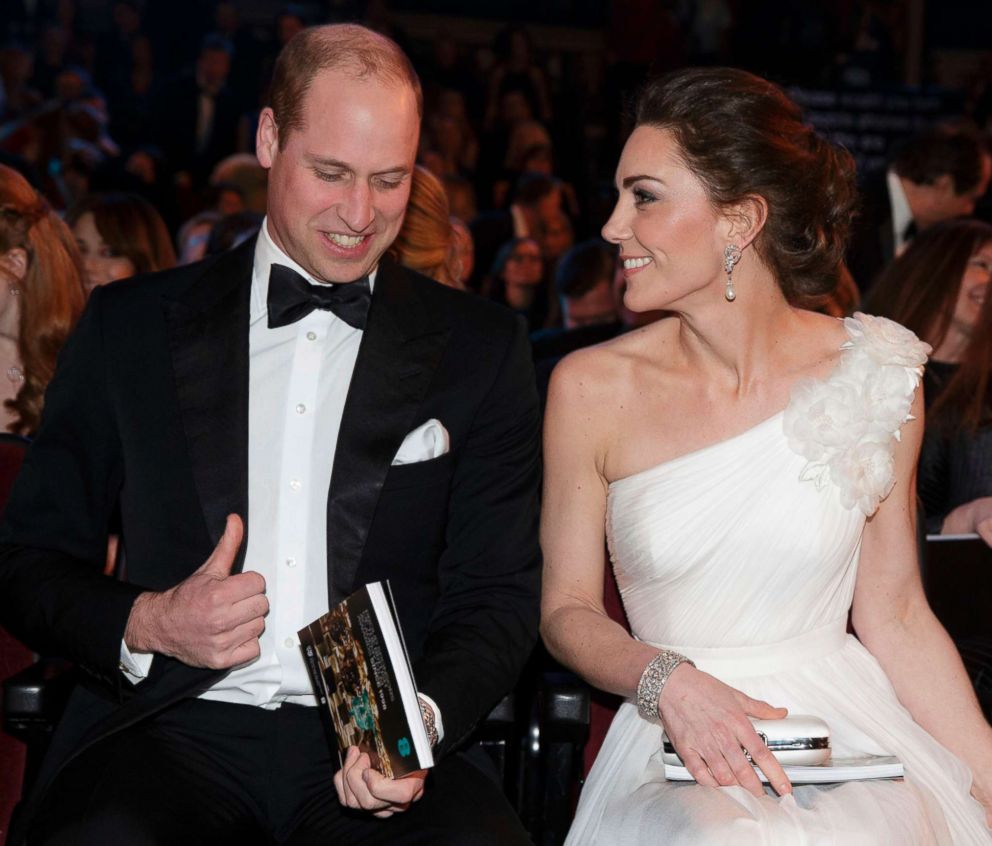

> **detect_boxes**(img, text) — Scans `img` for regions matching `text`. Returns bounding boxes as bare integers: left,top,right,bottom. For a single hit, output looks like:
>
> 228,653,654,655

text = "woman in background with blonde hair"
0,165,86,435
389,164,463,289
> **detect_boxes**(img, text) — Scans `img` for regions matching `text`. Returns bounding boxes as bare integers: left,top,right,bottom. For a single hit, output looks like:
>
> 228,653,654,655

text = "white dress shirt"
201,220,367,706
887,169,914,254
121,221,442,735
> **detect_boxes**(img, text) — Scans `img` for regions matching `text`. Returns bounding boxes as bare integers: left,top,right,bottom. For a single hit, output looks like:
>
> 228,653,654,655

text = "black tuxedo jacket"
158,75,240,183
847,173,897,293
0,239,541,826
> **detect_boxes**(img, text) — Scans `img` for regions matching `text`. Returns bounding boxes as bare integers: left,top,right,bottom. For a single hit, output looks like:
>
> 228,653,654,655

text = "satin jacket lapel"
162,238,253,572
327,260,451,603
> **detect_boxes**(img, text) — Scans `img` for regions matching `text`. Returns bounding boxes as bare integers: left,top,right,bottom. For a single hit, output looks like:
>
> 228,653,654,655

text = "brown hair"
388,165,459,288
865,219,992,433
0,165,86,434
67,192,176,276
634,67,857,304
269,23,423,149
892,124,989,195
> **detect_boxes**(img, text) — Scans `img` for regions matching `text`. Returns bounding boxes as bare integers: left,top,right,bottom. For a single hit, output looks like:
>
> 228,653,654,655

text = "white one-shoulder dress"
566,314,992,845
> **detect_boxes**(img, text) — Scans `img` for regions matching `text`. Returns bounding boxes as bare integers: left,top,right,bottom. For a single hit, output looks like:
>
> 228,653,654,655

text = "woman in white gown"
540,67,992,844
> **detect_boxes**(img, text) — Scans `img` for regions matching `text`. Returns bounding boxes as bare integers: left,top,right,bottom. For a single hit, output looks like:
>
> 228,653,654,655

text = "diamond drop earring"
723,244,742,301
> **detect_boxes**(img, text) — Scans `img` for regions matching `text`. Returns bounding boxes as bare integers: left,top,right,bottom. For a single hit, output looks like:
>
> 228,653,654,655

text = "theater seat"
0,433,32,846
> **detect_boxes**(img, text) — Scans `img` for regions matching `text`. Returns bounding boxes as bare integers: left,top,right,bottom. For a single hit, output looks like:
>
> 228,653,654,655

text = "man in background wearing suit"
847,124,991,291
0,24,539,845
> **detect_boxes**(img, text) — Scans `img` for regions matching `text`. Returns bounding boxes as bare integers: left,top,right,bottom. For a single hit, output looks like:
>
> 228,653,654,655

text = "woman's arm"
539,354,654,695
852,389,992,824
540,353,790,797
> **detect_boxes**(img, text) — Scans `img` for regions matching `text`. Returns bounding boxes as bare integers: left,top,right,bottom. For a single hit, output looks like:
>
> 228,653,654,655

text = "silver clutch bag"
662,714,831,767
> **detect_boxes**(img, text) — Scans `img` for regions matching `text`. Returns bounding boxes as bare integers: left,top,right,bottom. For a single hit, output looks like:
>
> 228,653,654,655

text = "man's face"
257,67,420,284
197,48,230,91
927,153,992,226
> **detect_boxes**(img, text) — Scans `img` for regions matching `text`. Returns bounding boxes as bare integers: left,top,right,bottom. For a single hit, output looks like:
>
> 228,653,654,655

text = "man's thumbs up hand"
124,514,269,669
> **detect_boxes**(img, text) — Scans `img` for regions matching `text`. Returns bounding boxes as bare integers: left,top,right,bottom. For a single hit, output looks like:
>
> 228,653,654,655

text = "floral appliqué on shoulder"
782,313,931,516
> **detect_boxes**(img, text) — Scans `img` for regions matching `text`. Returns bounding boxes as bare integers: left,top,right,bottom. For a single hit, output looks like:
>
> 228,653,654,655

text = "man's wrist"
123,591,160,654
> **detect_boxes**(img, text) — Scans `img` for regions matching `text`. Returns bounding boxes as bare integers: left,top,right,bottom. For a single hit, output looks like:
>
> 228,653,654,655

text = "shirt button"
289,479,301,491
306,331,317,341
295,403,306,414
284,637,295,649
286,557,296,568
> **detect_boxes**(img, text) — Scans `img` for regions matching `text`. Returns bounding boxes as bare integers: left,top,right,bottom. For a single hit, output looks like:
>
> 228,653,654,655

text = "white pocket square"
391,418,450,465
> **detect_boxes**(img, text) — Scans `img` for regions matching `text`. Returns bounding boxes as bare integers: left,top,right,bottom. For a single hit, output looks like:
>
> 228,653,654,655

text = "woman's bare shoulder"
548,319,678,406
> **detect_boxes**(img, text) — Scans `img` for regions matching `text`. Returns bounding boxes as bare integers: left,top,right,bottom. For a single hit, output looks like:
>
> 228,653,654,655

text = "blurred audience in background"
0,0,989,395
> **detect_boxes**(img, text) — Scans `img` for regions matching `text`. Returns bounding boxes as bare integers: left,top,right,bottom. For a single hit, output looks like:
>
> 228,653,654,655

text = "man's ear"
256,108,279,169
0,247,28,283
723,195,768,250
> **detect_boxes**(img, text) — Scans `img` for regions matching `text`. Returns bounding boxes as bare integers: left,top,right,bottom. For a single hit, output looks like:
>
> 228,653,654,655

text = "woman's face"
601,126,727,314
951,240,992,333
503,239,543,289
73,212,135,292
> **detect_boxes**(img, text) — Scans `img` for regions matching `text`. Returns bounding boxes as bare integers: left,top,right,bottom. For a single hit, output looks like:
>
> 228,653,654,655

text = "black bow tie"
267,263,371,330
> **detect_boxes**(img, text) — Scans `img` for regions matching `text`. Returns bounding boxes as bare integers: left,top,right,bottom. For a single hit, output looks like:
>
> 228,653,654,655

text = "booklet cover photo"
298,581,434,778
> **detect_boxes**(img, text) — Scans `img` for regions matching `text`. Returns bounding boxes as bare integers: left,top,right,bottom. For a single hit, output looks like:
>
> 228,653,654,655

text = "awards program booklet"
298,580,434,778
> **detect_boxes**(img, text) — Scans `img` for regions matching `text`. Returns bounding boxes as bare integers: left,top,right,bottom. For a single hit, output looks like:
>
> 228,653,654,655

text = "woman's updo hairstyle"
634,67,857,304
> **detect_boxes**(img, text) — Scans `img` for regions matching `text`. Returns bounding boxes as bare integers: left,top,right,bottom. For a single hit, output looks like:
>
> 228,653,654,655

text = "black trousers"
31,698,531,845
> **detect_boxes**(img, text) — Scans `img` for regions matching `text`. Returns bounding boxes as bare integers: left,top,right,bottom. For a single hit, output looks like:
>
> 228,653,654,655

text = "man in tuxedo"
0,24,539,845
158,34,241,188
847,124,991,292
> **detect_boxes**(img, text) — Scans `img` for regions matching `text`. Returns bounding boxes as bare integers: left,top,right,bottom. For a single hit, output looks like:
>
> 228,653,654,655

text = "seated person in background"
204,210,263,256
388,164,462,288
67,191,176,294
175,209,223,265
469,172,560,292
530,240,622,405
482,236,547,330
865,218,992,540
0,164,85,436
848,124,991,291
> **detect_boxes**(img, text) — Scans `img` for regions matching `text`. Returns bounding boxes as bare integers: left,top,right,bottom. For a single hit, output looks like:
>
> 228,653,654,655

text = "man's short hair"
269,23,423,149
892,124,989,195
555,239,616,300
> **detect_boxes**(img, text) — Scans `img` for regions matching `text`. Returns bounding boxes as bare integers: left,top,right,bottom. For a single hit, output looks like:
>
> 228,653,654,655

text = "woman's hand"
941,496,992,545
659,663,792,798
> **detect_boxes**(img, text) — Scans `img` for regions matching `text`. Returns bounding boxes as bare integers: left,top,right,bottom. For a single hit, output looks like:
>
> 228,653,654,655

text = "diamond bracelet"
636,650,695,721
